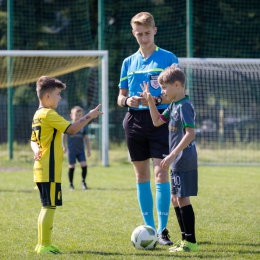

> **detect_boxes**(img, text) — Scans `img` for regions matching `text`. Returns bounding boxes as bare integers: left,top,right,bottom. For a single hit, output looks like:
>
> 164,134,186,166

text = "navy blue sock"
174,206,186,240
68,168,75,184
180,204,196,243
81,166,87,181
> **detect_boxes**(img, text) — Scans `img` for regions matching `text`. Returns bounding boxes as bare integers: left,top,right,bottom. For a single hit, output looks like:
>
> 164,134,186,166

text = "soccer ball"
131,225,158,250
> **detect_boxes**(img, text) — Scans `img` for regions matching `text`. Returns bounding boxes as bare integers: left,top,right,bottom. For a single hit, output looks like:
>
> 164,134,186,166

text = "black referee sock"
180,204,196,243
81,166,87,182
68,168,75,184
174,206,186,241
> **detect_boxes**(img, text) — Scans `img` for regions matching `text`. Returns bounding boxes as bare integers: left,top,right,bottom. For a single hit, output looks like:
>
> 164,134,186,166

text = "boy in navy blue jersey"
63,106,91,190
140,64,199,252
117,12,179,245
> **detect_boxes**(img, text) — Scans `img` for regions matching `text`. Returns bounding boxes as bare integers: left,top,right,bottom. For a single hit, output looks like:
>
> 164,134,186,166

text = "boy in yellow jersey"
31,76,103,254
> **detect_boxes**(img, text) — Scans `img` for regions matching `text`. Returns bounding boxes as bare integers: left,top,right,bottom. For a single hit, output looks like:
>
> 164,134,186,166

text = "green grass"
0,158,260,259
1,142,260,165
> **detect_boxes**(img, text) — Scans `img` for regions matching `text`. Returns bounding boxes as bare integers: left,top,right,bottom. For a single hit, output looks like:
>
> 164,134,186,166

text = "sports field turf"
0,157,259,259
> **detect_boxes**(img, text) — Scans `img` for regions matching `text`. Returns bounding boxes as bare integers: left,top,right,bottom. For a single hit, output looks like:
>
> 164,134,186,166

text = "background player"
31,76,102,254
140,64,199,253
117,12,179,245
63,106,91,190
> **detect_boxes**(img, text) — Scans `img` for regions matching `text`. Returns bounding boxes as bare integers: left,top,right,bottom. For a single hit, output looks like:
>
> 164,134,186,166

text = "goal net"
179,58,260,165
0,50,108,166
0,54,259,166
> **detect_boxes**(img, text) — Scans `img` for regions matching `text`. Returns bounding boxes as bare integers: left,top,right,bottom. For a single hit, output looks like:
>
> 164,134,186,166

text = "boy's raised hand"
89,104,103,119
139,81,152,102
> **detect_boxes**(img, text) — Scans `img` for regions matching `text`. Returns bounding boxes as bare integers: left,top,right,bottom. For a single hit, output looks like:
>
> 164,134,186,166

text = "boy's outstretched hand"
89,104,103,119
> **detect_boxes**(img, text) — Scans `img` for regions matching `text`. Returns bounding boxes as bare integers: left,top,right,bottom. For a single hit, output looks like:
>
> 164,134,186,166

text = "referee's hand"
127,96,143,108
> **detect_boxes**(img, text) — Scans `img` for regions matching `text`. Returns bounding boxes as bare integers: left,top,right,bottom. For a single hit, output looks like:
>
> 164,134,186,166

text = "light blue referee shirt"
118,46,179,110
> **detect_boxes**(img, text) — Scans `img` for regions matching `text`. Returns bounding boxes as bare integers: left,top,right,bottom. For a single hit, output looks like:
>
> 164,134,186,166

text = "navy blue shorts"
68,151,86,165
170,169,198,197
123,109,169,161
36,182,62,206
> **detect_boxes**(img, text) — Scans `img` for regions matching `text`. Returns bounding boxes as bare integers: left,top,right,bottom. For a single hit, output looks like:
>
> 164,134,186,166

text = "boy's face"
70,110,83,122
132,24,157,50
160,82,178,101
44,87,62,109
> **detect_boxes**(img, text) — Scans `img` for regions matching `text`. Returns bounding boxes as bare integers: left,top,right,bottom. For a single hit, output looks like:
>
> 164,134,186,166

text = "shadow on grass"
238,250,260,254
199,241,260,255
0,189,35,193
0,167,29,172
89,187,136,191
69,250,221,258
199,241,260,247
71,250,178,257
0,187,136,192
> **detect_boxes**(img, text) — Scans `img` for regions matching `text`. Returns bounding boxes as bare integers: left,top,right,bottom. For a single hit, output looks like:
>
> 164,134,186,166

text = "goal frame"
0,50,109,166
179,57,260,166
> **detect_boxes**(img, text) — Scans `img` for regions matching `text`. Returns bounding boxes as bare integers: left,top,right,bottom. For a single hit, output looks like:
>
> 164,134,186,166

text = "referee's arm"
118,89,144,108
117,88,128,107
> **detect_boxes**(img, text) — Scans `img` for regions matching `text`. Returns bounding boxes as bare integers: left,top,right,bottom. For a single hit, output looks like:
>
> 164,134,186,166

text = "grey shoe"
82,181,88,190
157,228,173,246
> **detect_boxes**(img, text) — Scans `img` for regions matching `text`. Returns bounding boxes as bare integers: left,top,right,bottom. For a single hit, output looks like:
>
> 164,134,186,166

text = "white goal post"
0,50,109,166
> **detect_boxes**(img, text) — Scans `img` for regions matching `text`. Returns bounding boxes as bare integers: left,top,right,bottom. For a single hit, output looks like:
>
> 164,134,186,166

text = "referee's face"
132,24,157,50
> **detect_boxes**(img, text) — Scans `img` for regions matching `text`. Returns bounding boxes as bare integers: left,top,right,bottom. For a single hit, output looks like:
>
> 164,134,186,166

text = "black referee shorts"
123,109,169,161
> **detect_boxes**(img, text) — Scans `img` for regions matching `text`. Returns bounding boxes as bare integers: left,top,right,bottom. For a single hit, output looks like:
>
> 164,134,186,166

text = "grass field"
1,142,260,165
0,152,260,259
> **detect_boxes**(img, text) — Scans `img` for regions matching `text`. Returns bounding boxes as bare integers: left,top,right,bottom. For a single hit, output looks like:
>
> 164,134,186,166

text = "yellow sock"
37,209,44,245
39,206,56,246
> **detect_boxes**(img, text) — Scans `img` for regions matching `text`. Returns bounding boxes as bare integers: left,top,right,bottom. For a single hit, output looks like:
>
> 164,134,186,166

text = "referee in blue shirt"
117,12,178,246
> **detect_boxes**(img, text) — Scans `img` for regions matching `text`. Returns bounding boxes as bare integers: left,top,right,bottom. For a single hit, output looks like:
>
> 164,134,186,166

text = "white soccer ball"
131,225,158,250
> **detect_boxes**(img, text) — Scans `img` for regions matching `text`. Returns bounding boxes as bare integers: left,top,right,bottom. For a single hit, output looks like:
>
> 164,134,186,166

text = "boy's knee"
171,194,178,206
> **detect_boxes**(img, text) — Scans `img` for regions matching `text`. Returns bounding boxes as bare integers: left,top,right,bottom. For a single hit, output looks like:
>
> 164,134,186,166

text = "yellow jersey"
31,108,71,183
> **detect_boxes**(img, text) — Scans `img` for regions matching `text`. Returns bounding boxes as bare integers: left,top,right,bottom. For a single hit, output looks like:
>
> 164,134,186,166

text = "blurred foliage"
13,84,35,105
0,0,259,107
0,0,259,145
0,10,6,48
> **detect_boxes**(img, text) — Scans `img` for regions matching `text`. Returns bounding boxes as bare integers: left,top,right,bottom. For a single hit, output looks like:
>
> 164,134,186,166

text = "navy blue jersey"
161,96,197,171
119,46,178,110
66,124,88,154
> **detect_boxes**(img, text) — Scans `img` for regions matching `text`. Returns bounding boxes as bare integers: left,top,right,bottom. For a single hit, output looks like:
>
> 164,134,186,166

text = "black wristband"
122,97,130,107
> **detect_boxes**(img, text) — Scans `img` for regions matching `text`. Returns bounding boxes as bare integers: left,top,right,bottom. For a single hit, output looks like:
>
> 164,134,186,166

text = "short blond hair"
158,64,186,87
130,12,155,28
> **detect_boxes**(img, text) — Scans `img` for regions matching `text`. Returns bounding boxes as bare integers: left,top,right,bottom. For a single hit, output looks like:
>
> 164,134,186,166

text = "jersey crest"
150,75,160,89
